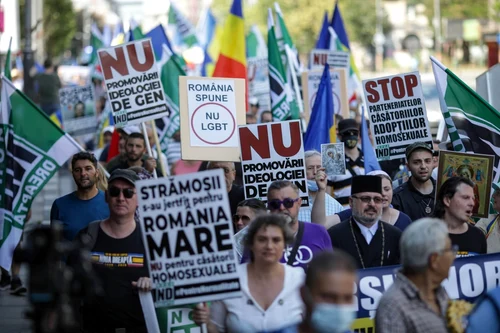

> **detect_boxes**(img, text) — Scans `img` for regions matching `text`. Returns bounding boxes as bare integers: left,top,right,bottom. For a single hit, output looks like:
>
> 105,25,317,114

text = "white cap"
122,125,141,135
249,97,259,106
103,126,114,134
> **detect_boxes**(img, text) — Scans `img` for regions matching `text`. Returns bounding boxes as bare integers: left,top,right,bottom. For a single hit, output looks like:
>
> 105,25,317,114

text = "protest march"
3,1,500,333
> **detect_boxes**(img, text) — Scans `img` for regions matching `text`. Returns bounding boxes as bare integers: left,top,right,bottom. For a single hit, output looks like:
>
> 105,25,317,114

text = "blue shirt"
50,191,110,241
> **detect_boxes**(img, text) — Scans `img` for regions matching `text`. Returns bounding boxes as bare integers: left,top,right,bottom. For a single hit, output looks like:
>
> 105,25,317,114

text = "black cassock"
328,218,402,269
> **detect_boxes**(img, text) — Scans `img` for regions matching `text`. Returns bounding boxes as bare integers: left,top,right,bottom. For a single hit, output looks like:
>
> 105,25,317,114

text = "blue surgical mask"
307,179,319,192
311,303,356,333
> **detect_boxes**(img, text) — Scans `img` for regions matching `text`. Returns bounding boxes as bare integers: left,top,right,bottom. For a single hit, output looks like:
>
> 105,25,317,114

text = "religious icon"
321,143,346,176
436,151,494,218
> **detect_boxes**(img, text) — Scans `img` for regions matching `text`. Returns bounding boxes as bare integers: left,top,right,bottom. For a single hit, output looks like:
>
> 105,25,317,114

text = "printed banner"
136,169,242,307
352,253,500,331
239,120,309,207
302,69,349,122
321,143,346,176
59,84,97,139
362,72,433,160
98,38,170,127
247,56,271,112
309,49,350,71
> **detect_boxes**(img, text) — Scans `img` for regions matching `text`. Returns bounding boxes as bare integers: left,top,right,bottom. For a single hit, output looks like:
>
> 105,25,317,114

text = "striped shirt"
327,150,365,207
298,192,344,222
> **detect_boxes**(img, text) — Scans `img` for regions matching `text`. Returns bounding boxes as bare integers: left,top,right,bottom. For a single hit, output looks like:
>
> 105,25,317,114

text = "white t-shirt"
210,263,305,332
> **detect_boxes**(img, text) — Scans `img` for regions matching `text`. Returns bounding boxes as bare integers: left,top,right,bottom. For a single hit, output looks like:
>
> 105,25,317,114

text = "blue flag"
145,24,176,60
304,64,335,151
330,2,350,49
361,106,381,173
315,11,330,49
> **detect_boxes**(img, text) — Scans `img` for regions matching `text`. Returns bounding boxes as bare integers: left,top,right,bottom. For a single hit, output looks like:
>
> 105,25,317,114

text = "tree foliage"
211,0,391,53
409,0,489,20
19,0,77,59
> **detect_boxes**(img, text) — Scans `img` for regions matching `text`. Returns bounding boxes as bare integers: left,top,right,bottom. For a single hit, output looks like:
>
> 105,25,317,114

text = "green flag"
168,3,199,47
4,37,12,80
246,25,267,58
0,77,80,270
129,19,145,41
273,3,300,120
157,45,186,151
268,9,290,121
90,23,105,65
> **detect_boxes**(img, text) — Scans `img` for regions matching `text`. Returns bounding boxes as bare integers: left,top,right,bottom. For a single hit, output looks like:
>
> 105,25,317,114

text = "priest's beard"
352,207,382,226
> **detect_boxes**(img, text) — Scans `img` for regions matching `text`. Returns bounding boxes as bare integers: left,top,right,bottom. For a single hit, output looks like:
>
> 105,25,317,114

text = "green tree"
19,0,77,59
409,0,489,20
211,0,391,53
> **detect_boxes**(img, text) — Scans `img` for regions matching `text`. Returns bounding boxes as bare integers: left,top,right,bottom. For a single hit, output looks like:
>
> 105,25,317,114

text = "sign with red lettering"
179,77,246,162
362,72,433,160
239,120,309,206
309,49,350,71
98,39,169,127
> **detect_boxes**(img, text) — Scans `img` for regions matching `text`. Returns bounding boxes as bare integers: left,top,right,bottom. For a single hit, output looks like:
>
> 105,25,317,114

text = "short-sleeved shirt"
50,191,110,241
375,270,449,333
298,192,344,222
392,177,436,222
449,224,487,257
327,149,365,206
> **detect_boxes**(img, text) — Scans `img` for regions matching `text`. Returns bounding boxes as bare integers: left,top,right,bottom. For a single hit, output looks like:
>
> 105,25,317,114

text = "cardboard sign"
321,143,346,176
309,49,350,71
98,39,170,127
352,253,500,331
363,72,433,160
136,169,242,307
239,120,309,207
179,76,246,161
301,68,349,122
59,84,97,139
436,151,494,219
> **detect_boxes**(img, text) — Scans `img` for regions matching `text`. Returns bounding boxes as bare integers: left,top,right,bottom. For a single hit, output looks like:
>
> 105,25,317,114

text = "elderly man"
261,180,332,270
207,161,245,215
433,177,487,256
375,218,456,333
263,251,358,333
76,169,152,333
299,150,343,224
328,175,401,268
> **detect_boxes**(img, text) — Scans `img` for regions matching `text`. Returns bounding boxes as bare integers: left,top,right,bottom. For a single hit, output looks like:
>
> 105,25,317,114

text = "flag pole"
149,120,168,176
141,122,158,179
284,44,303,114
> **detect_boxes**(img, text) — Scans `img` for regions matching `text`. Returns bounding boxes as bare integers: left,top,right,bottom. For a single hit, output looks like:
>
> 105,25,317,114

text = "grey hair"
304,150,321,160
400,218,449,272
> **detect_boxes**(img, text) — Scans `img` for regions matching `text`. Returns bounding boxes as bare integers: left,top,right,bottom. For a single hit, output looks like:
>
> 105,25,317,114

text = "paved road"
0,271,32,333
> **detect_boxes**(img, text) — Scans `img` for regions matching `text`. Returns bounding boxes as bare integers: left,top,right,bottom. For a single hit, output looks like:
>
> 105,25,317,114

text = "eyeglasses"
233,214,251,222
352,195,384,204
267,198,299,210
108,186,136,199
440,244,459,256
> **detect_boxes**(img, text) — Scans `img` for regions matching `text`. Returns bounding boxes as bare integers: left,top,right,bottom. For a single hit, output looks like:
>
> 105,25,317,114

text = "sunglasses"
108,186,135,199
233,214,251,222
267,198,299,210
352,195,383,204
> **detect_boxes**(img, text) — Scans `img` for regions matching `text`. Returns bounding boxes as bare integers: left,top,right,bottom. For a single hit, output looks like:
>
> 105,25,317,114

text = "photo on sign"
436,150,494,218
321,143,346,176
59,85,97,138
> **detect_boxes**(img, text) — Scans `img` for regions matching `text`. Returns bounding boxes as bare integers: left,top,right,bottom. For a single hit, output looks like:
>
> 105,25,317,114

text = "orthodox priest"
328,175,402,268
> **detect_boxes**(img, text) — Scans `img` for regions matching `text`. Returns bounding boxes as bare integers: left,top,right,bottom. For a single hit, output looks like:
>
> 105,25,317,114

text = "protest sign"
363,72,433,160
57,65,91,86
351,253,500,331
98,39,170,127
137,169,242,307
437,151,494,219
248,56,271,112
309,49,350,71
155,305,200,333
321,143,346,176
301,68,349,122
239,120,308,207
59,84,97,139
179,76,246,162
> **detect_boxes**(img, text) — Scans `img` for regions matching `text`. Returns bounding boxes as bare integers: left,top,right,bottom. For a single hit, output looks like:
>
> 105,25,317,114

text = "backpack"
80,220,103,251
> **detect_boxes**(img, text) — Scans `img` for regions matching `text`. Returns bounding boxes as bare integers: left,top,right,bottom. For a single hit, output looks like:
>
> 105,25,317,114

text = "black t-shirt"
82,224,149,333
229,184,245,215
449,224,487,257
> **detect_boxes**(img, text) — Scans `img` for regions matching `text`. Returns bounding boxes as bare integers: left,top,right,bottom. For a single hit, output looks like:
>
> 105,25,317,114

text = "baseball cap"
108,169,140,186
122,125,141,135
249,97,259,106
103,126,114,134
338,118,359,134
405,142,433,160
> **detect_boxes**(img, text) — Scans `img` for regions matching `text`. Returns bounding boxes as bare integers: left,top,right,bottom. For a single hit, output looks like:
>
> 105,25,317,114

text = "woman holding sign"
193,214,305,332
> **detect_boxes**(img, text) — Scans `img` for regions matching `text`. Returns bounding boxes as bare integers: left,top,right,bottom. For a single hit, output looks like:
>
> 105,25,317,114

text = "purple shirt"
241,221,333,271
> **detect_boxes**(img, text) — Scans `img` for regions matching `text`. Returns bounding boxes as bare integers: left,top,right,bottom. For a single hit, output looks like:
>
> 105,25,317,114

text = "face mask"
307,179,319,192
342,135,358,149
311,303,356,333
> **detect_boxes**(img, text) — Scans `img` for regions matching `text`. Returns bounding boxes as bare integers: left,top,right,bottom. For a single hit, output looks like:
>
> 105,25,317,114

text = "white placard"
310,49,350,71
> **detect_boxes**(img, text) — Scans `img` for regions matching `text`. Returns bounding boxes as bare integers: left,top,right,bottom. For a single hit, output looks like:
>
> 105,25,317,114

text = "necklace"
350,220,385,269
422,198,433,214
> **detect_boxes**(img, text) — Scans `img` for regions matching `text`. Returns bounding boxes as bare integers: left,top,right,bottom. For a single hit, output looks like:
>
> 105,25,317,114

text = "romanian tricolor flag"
213,0,246,82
